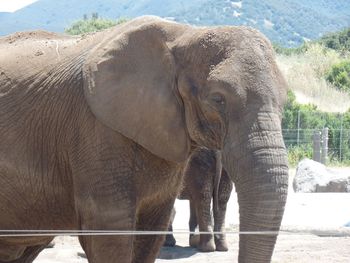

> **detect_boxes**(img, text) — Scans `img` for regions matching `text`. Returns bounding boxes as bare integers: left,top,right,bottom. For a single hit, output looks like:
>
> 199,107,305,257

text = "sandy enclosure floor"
36,234,350,263
34,168,350,262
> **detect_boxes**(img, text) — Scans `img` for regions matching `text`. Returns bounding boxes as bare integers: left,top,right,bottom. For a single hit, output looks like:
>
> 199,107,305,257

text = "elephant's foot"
197,235,215,252
214,238,228,251
163,234,176,247
189,234,199,248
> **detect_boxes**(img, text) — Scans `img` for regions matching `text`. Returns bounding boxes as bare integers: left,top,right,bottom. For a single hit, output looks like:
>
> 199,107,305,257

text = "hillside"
276,41,350,113
317,27,350,52
0,0,350,46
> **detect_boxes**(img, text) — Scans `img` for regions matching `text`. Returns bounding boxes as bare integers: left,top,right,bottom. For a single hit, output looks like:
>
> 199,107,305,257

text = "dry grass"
276,44,350,113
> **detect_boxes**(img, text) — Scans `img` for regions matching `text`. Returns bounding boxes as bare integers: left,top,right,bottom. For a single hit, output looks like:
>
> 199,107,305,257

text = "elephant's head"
83,16,288,262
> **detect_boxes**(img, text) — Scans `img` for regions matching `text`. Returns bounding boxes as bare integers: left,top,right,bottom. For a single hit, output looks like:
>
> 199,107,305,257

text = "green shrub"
326,61,350,93
65,15,129,35
282,90,320,130
287,145,313,167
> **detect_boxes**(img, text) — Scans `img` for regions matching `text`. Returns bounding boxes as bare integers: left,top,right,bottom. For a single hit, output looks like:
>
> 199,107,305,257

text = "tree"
326,61,350,93
65,14,129,35
318,28,350,53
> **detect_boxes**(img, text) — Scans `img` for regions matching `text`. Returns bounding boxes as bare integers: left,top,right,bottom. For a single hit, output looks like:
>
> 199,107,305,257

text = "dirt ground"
36,232,350,263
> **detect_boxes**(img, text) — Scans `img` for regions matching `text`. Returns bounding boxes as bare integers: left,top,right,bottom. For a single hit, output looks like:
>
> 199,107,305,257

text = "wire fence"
0,228,349,237
283,129,350,162
282,110,350,162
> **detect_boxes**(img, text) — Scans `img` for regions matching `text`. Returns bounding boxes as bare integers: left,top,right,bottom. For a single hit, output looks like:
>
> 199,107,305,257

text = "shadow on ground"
76,245,199,260
158,245,198,260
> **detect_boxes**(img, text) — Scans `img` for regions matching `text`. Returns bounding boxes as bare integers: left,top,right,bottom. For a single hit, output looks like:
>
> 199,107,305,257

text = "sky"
0,0,38,12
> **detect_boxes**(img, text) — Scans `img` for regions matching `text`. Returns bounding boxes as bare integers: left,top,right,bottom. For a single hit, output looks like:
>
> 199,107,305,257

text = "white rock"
293,159,350,193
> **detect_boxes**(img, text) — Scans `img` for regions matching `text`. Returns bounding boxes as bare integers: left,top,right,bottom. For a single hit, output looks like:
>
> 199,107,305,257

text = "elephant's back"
0,31,83,82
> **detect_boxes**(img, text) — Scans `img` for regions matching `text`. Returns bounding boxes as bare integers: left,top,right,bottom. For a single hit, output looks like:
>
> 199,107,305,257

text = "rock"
35,50,44,56
293,159,350,193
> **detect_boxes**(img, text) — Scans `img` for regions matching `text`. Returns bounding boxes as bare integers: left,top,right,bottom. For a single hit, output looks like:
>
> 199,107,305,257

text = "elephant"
164,148,233,252
0,16,289,263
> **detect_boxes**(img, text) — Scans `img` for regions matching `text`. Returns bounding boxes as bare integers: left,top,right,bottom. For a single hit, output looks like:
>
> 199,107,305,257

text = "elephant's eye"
210,93,226,106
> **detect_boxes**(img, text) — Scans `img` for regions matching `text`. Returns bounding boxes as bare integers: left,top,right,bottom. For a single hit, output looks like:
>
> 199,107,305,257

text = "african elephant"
164,148,233,252
0,16,289,263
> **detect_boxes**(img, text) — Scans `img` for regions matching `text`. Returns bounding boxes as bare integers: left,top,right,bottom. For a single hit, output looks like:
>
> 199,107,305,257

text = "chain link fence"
282,110,350,164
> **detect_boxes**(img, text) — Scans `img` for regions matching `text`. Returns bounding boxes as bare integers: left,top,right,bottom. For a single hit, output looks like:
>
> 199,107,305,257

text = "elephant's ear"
83,24,190,162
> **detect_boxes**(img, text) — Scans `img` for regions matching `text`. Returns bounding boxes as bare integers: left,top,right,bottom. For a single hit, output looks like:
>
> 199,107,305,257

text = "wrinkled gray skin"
164,148,233,252
0,16,288,262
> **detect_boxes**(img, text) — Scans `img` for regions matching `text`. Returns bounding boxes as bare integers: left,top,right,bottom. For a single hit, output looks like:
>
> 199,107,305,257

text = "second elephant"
165,148,233,252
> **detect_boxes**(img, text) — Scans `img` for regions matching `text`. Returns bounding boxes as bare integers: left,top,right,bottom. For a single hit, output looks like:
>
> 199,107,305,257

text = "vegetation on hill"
274,27,350,55
65,14,128,35
317,28,350,53
326,61,350,93
276,43,350,112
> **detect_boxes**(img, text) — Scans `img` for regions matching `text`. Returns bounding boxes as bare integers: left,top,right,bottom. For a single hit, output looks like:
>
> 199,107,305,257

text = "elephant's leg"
76,194,136,263
164,207,176,247
133,198,175,263
77,197,136,263
164,224,176,247
0,242,51,263
71,138,139,263
213,170,233,251
79,234,134,263
188,200,198,247
195,195,215,252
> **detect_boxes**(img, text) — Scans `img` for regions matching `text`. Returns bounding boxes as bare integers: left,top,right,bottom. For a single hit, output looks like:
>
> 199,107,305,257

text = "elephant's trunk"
224,113,289,262
236,155,288,262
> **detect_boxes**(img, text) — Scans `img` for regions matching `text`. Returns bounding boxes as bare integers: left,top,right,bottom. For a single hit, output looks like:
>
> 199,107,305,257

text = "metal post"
321,127,329,165
297,110,301,145
339,114,343,162
313,130,321,163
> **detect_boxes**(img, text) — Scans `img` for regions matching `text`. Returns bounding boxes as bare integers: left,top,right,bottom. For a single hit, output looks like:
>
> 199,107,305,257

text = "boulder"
293,159,350,193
